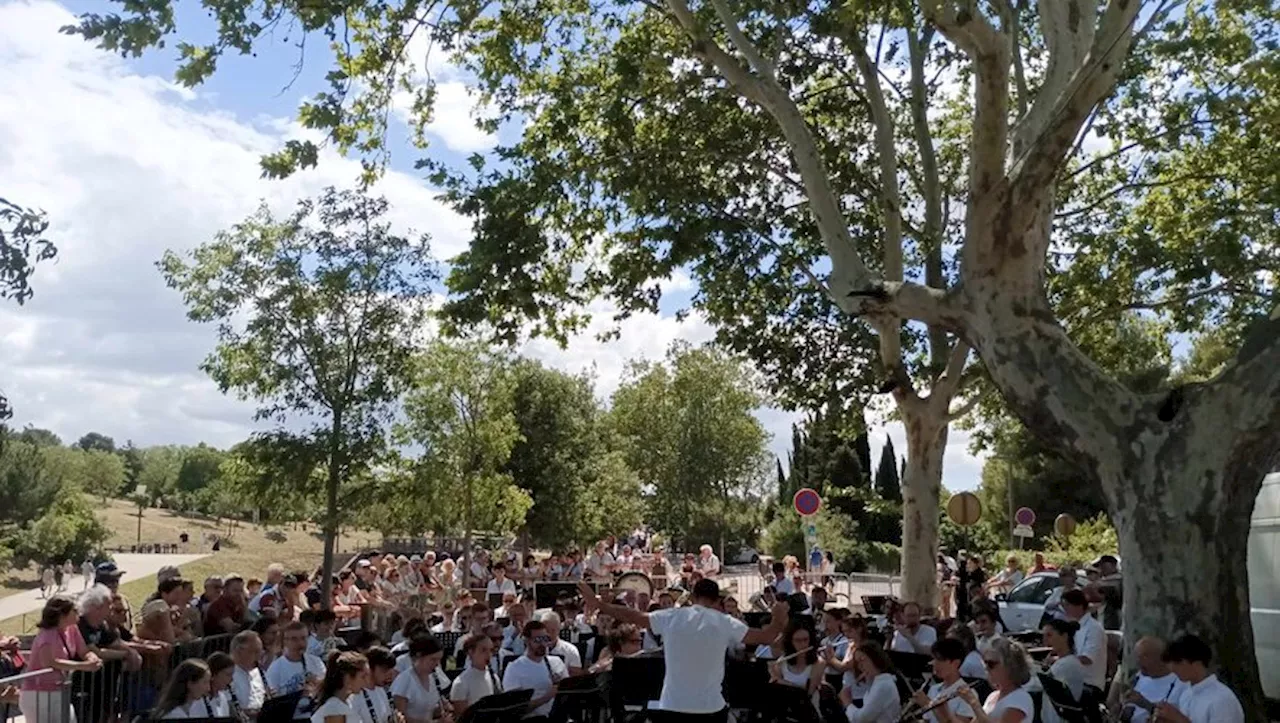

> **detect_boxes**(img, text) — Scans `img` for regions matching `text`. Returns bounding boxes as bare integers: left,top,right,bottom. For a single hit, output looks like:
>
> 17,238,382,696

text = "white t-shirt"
983,687,1035,721
960,650,987,680
390,667,451,720
925,679,975,723
470,561,489,583
1048,655,1086,701
1174,674,1244,723
649,604,749,714
450,666,502,706
772,577,796,596
350,687,394,723
1071,614,1108,690
890,624,938,654
266,653,327,718
548,639,582,670
311,696,361,723
231,665,268,713
1126,672,1184,723
845,672,900,722
161,694,230,719
487,578,517,596
502,655,568,718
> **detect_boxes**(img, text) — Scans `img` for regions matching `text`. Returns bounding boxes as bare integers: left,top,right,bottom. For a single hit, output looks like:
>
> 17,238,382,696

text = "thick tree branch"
999,0,1029,115
1200,315,1280,449
706,0,776,81
945,392,983,422
663,0,873,295
924,0,1010,242
1008,0,1143,193
932,340,971,403
849,32,906,374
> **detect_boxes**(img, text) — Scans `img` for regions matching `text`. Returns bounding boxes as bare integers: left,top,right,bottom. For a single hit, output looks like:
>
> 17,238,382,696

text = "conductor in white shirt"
890,602,938,654
1154,634,1244,723
579,579,789,723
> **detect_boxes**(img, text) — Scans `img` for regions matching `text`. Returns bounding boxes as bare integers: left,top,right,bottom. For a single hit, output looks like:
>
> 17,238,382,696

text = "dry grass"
0,499,383,635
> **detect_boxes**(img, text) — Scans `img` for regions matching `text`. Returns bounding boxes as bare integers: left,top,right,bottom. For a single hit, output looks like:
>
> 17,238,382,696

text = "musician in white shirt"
910,639,975,723
1061,590,1107,694
502,621,568,719
229,630,268,717
890,602,938,654
1154,634,1243,723
351,647,397,723
838,642,901,723
1117,637,1185,723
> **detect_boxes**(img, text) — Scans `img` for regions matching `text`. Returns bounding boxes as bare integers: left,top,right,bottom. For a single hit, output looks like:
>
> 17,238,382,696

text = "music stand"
458,689,535,723
887,651,933,686
861,595,889,615
535,582,600,610
488,593,505,609
257,691,303,723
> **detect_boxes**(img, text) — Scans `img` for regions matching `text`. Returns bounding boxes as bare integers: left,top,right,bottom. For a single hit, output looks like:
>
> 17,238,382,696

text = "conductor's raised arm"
577,581,651,630
742,601,791,647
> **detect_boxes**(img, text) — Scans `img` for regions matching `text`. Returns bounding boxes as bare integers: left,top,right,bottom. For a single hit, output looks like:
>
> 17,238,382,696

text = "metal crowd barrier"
728,571,898,611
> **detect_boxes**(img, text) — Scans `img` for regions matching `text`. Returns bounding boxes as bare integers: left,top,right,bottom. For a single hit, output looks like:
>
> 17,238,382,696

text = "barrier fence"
726,571,898,611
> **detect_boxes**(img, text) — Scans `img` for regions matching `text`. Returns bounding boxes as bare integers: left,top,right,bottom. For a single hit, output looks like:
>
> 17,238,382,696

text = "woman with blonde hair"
960,638,1035,723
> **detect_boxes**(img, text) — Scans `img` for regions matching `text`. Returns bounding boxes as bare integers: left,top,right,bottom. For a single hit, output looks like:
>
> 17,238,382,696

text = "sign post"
1013,507,1036,548
793,489,823,569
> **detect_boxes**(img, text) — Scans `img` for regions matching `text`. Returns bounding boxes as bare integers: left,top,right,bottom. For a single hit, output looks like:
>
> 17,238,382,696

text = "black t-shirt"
78,619,118,650
354,578,370,591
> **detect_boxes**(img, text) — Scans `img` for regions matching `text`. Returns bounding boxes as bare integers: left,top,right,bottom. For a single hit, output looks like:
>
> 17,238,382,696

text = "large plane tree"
70,0,1280,712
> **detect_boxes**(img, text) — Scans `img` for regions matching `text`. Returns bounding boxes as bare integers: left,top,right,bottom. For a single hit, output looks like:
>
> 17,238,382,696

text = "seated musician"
890,602,938,654
1040,618,1086,704
450,633,502,719
837,642,901,723
824,615,871,697
957,638,1035,723
589,623,643,673
538,612,583,676
821,608,850,662
911,639,975,723
946,624,987,681
768,621,823,708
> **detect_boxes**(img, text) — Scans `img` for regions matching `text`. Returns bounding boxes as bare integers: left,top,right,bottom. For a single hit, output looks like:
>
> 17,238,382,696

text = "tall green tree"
70,0,1280,711
398,341,532,582
506,361,642,551
75,433,116,453
82,449,127,503
17,428,61,448
610,344,770,552
136,446,183,504
176,444,226,509
875,438,901,503
159,187,435,603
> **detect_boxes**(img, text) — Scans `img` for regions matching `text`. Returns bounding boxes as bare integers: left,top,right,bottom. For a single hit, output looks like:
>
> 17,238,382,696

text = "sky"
0,0,986,491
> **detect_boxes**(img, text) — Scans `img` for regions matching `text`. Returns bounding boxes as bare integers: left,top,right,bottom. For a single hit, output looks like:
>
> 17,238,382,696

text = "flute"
900,689,965,722
776,643,831,664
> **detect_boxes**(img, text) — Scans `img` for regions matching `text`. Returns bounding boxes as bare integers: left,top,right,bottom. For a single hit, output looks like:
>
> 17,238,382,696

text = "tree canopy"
159,186,436,600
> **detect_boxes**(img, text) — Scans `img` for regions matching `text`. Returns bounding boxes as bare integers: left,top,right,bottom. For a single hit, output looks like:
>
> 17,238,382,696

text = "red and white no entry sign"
793,488,822,516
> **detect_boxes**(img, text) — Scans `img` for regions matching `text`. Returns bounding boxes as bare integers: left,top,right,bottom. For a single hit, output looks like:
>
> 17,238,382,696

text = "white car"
996,571,1088,633
728,546,761,565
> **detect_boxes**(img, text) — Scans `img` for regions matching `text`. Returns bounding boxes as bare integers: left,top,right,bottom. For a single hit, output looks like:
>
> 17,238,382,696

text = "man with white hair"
249,563,287,617
78,585,143,669
698,545,721,577
229,630,267,717
539,611,582,675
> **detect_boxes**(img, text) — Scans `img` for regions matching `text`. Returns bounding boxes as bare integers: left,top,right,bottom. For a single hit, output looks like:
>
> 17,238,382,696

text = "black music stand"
724,657,771,712
759,683,820,723
488,593,505,609
257,691,303,723
458,689,535,723
535,582,600,610
861,595,889,615
744,612,771,629
888,651,933,686
553,670,610,722
610,652,665,723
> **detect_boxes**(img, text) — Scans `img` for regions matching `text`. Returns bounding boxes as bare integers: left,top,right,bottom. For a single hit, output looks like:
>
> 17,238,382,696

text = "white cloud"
0,0,984,493
391,21,497,153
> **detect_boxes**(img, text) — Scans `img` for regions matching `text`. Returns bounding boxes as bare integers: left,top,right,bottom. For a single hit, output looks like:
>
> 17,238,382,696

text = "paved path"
0,553,208,623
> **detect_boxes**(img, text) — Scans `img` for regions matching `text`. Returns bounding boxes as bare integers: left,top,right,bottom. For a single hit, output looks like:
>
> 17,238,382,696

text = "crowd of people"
5,538,1248,723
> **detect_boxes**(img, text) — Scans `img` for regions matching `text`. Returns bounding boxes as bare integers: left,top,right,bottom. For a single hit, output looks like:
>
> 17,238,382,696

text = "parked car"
727,546,762,565
996,570,1088,633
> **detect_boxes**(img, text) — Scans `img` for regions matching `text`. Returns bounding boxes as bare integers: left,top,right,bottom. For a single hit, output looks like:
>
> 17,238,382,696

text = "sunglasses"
531,635,553,643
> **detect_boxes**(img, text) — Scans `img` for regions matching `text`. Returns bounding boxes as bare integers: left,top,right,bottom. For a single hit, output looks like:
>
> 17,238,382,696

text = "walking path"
0,552,208,623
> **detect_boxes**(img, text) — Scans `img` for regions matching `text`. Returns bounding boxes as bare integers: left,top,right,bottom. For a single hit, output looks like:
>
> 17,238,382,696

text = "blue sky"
0,0,986,491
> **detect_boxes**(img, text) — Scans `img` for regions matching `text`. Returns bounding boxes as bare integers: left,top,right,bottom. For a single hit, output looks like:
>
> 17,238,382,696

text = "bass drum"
614,571,655,597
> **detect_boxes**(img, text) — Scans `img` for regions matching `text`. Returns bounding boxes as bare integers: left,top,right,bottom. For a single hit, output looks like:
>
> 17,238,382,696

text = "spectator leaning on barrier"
22,595,102,723
205,575,248,634
78,584,143,670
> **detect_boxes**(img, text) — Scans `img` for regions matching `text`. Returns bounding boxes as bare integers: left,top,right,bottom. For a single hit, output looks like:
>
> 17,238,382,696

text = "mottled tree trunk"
963,218,1279,719
899,409,948,609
